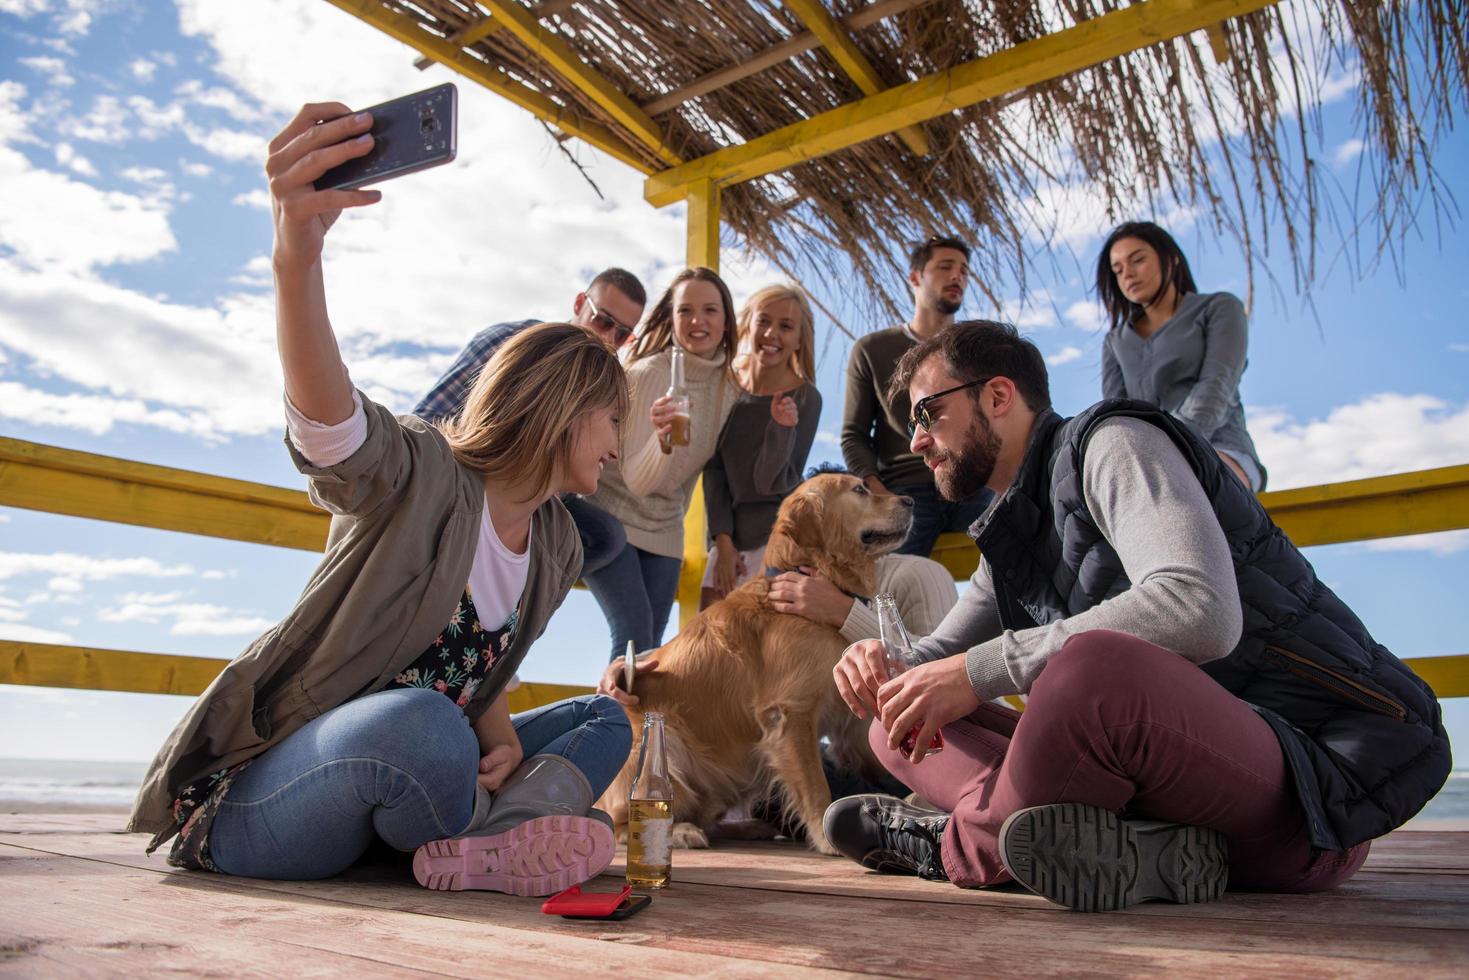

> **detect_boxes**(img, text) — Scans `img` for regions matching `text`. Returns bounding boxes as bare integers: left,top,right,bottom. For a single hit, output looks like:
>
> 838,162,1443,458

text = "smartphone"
314,83,457,191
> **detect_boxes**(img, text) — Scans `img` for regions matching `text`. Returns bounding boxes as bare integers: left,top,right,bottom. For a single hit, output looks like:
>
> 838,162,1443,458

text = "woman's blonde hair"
440,323,628,501
627,267,738,378
736,284,817,383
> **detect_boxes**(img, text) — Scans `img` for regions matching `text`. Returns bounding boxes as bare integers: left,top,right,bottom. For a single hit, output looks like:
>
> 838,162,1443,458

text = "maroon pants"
872,630,1370,890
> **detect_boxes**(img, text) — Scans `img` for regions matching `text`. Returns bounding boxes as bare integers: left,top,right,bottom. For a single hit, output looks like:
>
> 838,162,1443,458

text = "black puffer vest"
973,400,1451,851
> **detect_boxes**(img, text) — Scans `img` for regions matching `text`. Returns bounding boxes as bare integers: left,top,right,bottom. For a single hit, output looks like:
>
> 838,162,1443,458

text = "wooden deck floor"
2,813,1466,977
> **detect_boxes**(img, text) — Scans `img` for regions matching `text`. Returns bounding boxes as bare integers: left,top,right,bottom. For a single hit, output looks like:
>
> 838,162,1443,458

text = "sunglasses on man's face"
585,295,635,346
907,377,993,438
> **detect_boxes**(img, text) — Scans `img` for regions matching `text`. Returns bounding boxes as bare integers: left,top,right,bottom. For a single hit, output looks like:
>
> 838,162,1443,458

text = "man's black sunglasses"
907,377,993,438
585,294,635,345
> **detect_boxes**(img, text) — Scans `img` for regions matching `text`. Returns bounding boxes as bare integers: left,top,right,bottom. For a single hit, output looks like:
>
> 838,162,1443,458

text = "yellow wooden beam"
0,436,328,552
783,0,930,156
1257,464,1469,548
645,0,1277,206
685,178,722,271
320,0,657,175
4,638,1465,701
479,0,683,167
1205,22,1232,63
0,639,593,709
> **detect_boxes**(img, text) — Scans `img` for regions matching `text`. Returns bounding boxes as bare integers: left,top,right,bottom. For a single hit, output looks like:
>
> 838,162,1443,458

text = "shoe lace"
873,805,948,881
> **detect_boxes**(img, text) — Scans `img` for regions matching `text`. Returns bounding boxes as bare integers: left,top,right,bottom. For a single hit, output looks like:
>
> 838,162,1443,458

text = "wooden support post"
675,180,722,628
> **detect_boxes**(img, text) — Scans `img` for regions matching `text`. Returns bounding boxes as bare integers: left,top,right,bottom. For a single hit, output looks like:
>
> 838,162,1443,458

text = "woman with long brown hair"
128,102,631,897
583,266,740,659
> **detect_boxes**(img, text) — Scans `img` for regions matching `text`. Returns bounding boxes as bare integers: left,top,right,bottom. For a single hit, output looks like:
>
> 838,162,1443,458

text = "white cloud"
0,1,50,17
129,58,157,82
1251,393,1469,491
19,55,74,87
0,623,74,644
179,159,213,178
174,79,266,123
813,430,839,447
184,124,264,162
1362,531,1469,558
1045,345,1084,367
0,513,10,523
232,188,270,210
1064,299,1107,333
1450,343,1469,353
0,606,24,622
63,95,130,143
0,552,198,583
53,142,97,177
46,577,83,593
0,147,176,272
97,593,272,637
1332,138,1366,168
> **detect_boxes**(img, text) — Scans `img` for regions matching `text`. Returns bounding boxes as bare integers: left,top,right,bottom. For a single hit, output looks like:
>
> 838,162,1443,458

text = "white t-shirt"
284,392,529,630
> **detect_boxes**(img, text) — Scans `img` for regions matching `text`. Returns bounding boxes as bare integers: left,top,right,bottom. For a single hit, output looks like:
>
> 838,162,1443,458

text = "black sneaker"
823,794,950,881
999,802,1228,912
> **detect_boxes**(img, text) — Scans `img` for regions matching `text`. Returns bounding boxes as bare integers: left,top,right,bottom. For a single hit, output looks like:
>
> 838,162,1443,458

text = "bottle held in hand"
627,711,673,888
875,593,944,757
660,347,691,453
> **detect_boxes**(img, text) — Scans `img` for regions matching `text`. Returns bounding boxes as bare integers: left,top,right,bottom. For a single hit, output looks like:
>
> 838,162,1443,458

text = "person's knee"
866,716,901,765
587,694,633,756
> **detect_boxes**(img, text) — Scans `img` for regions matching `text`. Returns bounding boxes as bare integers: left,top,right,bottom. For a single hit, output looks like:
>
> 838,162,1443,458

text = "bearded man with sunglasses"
822,320,1449,913
415,268,646,575
841,236,991,557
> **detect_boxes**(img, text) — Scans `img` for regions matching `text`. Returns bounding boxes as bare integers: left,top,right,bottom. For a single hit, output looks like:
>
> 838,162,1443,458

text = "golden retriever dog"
598,473,914,854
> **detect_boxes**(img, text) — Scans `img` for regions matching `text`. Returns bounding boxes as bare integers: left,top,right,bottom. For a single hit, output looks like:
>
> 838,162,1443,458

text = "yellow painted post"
676,179,722,628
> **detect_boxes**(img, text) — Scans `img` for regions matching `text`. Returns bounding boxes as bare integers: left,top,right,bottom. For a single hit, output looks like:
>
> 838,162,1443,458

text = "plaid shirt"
413,319,541,423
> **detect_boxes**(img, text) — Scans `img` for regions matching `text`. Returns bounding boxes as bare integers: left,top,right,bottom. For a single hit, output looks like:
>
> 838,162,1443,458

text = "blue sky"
0,1,1464,770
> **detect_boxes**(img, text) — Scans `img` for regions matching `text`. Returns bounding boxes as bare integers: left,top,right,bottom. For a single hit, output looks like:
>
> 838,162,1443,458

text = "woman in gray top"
700,285,822,608
1097,221,1267,490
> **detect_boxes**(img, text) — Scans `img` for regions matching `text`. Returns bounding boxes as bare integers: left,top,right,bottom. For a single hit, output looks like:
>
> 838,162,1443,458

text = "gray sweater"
1101,291,1266,488
911,417,1243,701
841,327,930,488
703,384,822,551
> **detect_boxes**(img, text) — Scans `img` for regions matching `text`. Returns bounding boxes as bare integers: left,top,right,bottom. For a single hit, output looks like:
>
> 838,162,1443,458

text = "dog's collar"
764,566,870,604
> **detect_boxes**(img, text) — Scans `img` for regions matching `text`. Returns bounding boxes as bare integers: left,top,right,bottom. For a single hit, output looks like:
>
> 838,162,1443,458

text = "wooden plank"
642,0,938,116
319,0,659,175
644,0,1280,205
479,0,683,167
0,844,787,977
782,0,930,155
0,435,328,551
4,834,1467,976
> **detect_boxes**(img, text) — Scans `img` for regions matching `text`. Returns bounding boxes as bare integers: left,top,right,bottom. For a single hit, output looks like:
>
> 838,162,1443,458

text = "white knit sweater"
587,347,737,559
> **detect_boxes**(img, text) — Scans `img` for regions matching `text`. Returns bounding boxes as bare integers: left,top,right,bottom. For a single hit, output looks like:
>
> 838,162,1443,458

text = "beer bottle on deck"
627,711,673,888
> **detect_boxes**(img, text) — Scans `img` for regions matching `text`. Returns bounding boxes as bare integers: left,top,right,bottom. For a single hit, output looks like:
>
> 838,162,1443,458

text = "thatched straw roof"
335,0,1467,321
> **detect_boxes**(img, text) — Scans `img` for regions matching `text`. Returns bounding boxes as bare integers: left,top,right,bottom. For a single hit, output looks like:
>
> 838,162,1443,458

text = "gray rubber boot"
414,755,615,896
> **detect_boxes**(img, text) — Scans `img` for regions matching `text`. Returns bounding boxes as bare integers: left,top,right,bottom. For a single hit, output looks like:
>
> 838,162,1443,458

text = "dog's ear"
766,491,826,566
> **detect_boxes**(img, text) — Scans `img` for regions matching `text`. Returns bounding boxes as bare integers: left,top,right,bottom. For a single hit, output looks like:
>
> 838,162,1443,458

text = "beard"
935,296,961,316
926,413,1001,501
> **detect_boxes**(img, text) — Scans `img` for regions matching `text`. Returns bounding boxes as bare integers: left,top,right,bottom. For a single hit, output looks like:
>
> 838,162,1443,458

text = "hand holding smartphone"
314,83,458,191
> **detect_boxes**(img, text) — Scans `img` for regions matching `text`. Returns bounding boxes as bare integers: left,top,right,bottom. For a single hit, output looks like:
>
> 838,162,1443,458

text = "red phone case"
541,884,646,919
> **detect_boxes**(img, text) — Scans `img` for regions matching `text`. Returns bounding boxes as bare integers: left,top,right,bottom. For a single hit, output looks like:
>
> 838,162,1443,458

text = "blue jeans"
209,688,631,880
582,542,682,661
561,496,626,576
891,481,993,558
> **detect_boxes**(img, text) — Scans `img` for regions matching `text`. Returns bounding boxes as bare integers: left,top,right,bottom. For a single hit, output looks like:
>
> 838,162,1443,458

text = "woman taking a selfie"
128,102,631,896
699,284,822,609
1098,221,1267,491
583,267,739,660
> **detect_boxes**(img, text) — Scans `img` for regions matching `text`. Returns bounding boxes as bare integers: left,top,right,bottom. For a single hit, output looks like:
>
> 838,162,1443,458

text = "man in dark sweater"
823,321,1450,912
841,236,990,557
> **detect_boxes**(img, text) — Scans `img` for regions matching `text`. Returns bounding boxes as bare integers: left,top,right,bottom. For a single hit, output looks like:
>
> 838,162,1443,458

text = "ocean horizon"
2,757,1466,828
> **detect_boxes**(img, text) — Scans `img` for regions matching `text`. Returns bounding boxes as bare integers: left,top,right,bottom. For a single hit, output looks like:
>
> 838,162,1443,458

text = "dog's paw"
806,829,840,856
670,822,711,849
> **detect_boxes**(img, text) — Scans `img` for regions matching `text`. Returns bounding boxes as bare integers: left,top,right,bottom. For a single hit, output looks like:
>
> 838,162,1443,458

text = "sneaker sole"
413,814,615,896
998,803,1227,912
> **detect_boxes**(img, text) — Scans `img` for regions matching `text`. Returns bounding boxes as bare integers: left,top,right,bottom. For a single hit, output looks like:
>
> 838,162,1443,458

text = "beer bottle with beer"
660,347,691,454
875,593,944,757
627,711,673,888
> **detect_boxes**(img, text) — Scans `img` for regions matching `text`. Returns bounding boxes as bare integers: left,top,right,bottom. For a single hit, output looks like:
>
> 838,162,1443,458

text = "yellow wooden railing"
1,435,1467,702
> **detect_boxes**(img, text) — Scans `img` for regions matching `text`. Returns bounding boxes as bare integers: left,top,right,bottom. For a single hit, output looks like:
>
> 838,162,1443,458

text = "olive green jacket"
128,392,582,850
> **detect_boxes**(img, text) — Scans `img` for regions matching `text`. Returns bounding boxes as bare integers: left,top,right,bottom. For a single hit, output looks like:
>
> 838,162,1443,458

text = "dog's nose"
897,495,914,509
